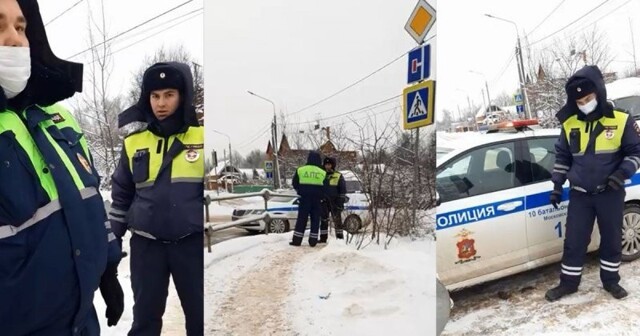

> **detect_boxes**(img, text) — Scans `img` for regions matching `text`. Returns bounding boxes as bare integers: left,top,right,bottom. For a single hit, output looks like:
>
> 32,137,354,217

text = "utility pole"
631,17,638,74
484,80,491,107
248,90,281,189
486,14,532,119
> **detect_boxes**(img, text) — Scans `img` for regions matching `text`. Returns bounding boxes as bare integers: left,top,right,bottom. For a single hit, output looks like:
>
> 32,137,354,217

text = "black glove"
607,170,626,191
99,262,124,327
549,185,562,209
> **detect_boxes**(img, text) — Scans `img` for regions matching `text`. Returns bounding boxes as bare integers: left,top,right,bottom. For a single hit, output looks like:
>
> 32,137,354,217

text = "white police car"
436,120,640,291
232,171,371,234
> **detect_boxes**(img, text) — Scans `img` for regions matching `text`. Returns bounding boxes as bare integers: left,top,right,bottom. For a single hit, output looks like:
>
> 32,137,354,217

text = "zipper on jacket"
156,139,163,154
163,136,169,155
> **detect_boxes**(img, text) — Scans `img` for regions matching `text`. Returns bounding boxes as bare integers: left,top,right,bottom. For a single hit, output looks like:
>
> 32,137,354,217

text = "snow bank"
287,237,436,336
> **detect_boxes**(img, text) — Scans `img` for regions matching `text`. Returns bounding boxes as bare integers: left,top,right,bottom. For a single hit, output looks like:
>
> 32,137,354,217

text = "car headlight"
252,210,265,215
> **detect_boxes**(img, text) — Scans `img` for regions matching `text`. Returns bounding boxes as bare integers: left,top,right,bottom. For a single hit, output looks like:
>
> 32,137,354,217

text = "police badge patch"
51,113,65,124
185,149,200,162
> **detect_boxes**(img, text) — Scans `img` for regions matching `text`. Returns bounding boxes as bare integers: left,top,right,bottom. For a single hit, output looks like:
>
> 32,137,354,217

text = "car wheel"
343,215,362,234
267,219,290,234
622,203,640,261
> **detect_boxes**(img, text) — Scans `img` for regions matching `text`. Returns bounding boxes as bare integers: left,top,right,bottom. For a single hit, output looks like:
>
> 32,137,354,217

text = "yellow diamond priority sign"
405,0,436,45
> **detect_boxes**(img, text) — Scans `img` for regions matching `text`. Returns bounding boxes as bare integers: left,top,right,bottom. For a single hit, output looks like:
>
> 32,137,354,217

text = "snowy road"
442,254,640,335
205,233,436,336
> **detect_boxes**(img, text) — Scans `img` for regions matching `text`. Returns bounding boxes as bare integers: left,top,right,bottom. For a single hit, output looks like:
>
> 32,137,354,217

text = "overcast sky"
40,0,203,107
205,0,437,157
437,0,640,120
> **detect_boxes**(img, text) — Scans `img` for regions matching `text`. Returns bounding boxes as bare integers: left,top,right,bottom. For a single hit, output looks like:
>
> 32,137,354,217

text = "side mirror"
293,198,300,205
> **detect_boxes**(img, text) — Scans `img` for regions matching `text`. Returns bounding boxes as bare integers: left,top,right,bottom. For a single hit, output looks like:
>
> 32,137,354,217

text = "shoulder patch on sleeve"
633,121,640,136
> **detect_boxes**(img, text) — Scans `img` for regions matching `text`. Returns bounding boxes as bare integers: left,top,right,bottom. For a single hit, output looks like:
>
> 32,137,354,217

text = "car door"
522,136,600,262
436,140,529,288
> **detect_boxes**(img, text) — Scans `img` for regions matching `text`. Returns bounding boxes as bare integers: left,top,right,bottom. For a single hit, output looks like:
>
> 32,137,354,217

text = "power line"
67,0,195,59
529,0,612,46
288,94,402,126
286,34,436,117
45,0,84,26
236,125,272,149
562,0,632,38
526,0,567,37
491,53,515,84
86,8,203,65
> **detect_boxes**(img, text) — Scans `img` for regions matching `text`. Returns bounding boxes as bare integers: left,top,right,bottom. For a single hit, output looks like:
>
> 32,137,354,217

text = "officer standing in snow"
290,151,327,247
319,157,347,243
546,65,640,302
109,62,204,335
0,0,124,334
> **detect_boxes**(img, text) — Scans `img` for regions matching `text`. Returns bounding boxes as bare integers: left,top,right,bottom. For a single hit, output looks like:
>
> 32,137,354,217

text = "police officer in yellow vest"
0,0,124,334
320,157,347,243
109,62,204,335
290,151,327,246
546,65,640,302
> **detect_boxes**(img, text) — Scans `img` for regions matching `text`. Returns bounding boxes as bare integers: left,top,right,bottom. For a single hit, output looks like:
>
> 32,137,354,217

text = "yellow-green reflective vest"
297,165,326,186
562,110,629,155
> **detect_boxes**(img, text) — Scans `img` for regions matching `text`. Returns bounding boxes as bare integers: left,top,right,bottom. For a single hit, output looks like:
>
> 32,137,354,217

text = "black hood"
2,0,83,110
557,65,613,123
306,151,322,168
118,62,198,130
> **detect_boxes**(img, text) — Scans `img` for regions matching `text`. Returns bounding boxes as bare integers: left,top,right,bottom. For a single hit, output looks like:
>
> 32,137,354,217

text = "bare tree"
492,92,514,107
73,0,122,187
243,149,266,168
345,113,436,250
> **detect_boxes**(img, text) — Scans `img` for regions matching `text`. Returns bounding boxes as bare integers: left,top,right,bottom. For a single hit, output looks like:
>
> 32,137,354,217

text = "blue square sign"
407,87,429,123
516,104,524,113
407,44,431,84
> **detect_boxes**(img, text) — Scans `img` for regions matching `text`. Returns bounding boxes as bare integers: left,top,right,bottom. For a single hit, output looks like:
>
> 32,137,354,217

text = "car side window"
526,137,556,183
436,142,517,203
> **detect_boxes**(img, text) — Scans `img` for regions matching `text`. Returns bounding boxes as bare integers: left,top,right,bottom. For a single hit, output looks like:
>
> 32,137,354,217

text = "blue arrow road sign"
516,104,524,113
407,44,431,84
266,171,273,179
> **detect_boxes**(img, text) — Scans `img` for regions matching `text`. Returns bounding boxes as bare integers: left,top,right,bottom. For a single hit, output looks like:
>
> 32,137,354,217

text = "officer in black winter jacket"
290,151,327,247
320,157,347,243
546,65,640,302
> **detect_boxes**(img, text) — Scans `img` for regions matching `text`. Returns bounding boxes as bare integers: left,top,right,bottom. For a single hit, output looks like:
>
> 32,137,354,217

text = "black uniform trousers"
292,196,322,245
560,188,625,289
128,233,204,336
320,199,344,242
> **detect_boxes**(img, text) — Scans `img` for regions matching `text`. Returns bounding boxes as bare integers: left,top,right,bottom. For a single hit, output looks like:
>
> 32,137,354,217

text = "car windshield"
613,96,640,119
345,180,362,193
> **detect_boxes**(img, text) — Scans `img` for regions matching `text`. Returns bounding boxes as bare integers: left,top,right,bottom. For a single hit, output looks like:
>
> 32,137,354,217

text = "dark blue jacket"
292,151,327,199
0,1,120,334
553,66,640,192
109,62,204,241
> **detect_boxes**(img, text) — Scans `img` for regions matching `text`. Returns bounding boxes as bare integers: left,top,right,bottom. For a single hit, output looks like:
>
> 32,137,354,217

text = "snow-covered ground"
442,254,640,336
205,232,436,335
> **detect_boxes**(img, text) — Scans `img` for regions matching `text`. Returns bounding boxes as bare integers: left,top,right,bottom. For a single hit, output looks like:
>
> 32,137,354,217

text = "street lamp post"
212,129,233,169
469,70,491,108
247,91,281,189
485,13,532,119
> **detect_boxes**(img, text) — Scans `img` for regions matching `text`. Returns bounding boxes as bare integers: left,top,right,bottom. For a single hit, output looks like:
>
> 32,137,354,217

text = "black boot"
545,284,578,302
289,241,301,246
604,283,628,299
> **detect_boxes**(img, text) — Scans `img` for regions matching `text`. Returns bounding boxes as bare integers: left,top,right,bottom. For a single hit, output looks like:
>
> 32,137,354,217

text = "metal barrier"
203,189,298,252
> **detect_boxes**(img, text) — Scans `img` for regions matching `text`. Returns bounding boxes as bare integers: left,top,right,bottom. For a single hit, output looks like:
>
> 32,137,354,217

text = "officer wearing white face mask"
0,0,123,334
546,65,640,302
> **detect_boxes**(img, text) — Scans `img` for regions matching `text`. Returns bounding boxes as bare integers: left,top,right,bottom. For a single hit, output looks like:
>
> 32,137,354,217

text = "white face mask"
578,98,598,115
0,46,31,99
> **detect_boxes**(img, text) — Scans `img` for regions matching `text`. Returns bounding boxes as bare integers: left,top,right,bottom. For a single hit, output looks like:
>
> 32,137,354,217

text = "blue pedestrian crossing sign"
264,160,274,172
403,80,435,130
407,44,431,84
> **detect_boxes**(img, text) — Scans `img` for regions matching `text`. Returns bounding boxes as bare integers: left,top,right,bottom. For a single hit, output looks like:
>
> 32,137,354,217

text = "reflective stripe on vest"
0,187,98,239
297,165,326,186
562,110,628,155
328,172,341,186
124,126,205,188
